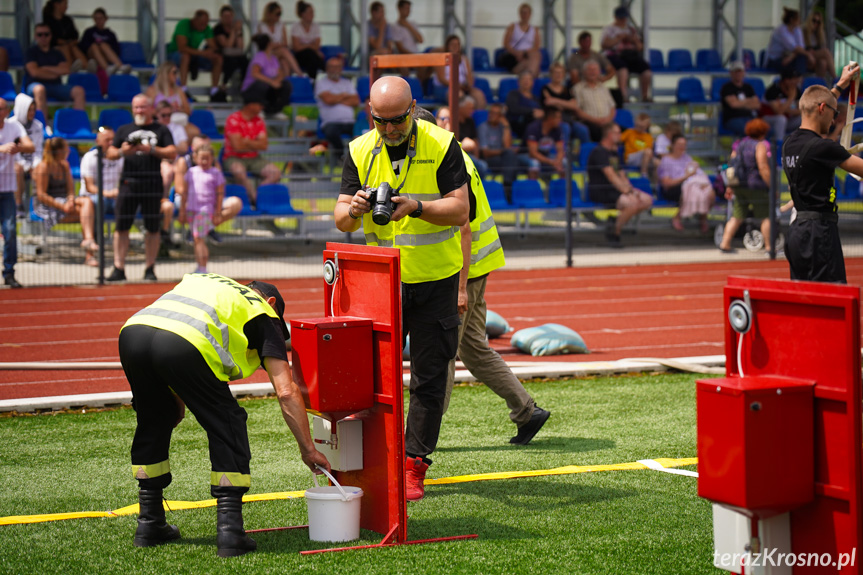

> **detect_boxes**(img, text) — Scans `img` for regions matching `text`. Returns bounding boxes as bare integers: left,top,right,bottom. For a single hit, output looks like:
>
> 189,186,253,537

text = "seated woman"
145,63,200,139
291,1,325,79
42,0,89,72
257,1,303,77
719,119,774,253
32,137,98,266
802,11,835,83
433,35,487,110
79,8,131,75
657,134,715,234
496,3,541,77
242,34,293,117
539,62,591,145
765,8,813,77
505,71,543,140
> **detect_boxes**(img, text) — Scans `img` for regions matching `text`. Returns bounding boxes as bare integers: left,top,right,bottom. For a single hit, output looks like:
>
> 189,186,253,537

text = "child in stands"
621,112,657,178
179,144,224,273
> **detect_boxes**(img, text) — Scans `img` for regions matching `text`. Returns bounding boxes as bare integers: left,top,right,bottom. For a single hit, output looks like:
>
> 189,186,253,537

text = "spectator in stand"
167,10,227,102
0,47,8,72
621,112,657,178
765,7,812,77
155,101,189,250
79,126,122,216
178,145,225,274
567,31,616,88
436,101,488,179
497,3,541,77
433,35,487,110
478,102,519,197
106,94,177,282
242,34,293,119
763,69,803,141
505,70,543,140
79,8,131,76
291,1,325,79
223,93,282,208
600,6,652,102
33,137,98,266
574,59,617,142
0,97,35,289
391,0,423,55
720,62,761,137
257,2,303,77
654,120,682,158
523,107,565,181
367,1,395,56
540,62,591,146
315,56,359,160
657,134,715,234
42,0,89,72
802,11,835,83
145,63,200,140
587,122,653,247
11,94,44,218
718,118,774,253
213,5,249,88
25,23,86,117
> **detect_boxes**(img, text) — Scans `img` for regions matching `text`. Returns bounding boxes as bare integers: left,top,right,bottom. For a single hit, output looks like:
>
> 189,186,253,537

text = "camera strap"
361,122,418,195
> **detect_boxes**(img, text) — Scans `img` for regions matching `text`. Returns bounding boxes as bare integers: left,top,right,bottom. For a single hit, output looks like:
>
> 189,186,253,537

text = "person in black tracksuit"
783,63,863,283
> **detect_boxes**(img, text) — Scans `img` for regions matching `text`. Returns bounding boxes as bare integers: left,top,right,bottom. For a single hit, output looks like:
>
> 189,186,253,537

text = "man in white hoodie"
11,93,44,218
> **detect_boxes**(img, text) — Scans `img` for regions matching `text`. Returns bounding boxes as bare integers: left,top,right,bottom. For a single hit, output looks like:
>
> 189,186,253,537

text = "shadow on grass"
435,436,615,453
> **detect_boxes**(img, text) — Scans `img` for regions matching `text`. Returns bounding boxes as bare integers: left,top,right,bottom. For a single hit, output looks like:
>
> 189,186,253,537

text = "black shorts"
115,179,162,233
496,52,519,72
785,214,846,284
607,50,651,74
588,184,621,206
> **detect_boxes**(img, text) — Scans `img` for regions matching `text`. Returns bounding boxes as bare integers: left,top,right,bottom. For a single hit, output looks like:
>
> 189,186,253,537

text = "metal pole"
735,0,743,65
15,0,32,56
826,0,836,75
543,0,554,61
712,0,724,61
339,0,352,66
641,0,649,63
444,0,456,38
156,0,166,66
768,137,778,261
249,0,259,41
464,0,474,75
563,0,572,63
97,147,105,285
360,0,369,75
565,133,573,268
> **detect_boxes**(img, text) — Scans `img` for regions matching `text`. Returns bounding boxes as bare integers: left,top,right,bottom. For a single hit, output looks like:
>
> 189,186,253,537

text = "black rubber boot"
133,489,181,547
216,496,257,558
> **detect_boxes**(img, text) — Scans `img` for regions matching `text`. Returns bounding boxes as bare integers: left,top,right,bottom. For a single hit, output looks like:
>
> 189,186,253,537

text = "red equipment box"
290,317,374,418
697,374,815,517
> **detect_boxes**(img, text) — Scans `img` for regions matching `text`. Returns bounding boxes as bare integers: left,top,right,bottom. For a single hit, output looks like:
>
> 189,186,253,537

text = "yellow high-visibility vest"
462,152,505,278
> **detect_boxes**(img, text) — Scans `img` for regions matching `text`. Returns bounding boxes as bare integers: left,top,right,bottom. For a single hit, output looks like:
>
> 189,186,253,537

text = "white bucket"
305,466,363,542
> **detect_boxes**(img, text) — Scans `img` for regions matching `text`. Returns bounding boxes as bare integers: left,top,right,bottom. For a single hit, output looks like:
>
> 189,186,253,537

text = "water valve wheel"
729,300,753,334
324,260,337,285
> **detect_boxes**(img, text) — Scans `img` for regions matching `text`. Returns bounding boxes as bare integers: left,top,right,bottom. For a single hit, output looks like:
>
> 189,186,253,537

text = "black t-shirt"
243,313,289,363
44,14,79,46
782,128,850,213
340,128,473,219
587,144,620,202
25,46,66,85
459,117,478,142
113,122,174,181
720,82,757,121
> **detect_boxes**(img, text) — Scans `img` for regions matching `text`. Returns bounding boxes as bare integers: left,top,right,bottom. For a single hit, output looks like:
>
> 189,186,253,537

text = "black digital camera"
367,182,398,225
128,135,144,146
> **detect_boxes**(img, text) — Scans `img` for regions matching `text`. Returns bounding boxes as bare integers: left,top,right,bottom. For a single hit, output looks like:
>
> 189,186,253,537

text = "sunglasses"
371,103,413,126
158,113,172,118
822,102,839,121
36,32,51,37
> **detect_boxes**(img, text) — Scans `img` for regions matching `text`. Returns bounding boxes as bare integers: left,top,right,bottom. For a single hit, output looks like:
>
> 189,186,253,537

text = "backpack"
724,137,761,188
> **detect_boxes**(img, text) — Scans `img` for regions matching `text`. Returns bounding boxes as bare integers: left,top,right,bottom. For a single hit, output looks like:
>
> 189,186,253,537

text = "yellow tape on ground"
0,459,696,526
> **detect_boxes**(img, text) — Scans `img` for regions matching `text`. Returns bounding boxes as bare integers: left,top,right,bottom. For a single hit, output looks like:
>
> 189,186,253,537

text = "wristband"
348,207,359,219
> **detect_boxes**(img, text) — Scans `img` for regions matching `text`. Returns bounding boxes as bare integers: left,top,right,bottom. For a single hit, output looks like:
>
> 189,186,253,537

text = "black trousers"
786,215,846,284
403,273,461,462
242,79,293,115
120,324,252,497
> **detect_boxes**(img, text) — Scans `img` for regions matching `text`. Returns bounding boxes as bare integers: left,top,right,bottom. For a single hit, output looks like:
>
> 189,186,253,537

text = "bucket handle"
313,465,350,501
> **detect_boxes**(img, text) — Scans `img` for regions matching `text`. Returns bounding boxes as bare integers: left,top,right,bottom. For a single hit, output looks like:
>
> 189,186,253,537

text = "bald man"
336,77,472,501
782,63,863,283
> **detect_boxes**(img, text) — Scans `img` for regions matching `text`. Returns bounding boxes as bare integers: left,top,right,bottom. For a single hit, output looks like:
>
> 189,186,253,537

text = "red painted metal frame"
723,276,863,574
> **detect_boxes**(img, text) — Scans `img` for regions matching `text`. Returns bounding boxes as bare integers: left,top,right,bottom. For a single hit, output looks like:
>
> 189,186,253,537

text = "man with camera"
335,76,471,502
107,94,176,282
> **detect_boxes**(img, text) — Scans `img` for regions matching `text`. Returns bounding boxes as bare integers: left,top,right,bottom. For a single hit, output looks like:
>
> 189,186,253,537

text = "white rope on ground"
637,459,699,477
618,358,725,375
0,362,123,370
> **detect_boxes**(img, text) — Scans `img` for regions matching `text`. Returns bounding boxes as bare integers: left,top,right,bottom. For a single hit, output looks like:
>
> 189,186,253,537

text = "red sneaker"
405,456,429,501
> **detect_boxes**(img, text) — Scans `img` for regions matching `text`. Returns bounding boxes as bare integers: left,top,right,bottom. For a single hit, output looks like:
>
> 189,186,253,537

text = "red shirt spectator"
224,110,266,159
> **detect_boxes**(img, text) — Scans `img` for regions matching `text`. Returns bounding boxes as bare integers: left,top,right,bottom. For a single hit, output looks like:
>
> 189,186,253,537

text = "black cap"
247,281,290,341
243,92,266,106
614,6,629,19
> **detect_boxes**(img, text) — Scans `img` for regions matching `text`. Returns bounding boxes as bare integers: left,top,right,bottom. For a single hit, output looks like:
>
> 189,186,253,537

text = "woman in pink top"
180,145,225,273
242,34,293,117
658,135,715,234
256,1,303,76
145,63,200,139
433,35,487,110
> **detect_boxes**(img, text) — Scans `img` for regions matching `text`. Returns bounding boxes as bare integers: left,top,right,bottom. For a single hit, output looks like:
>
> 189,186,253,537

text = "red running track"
3,259,863,401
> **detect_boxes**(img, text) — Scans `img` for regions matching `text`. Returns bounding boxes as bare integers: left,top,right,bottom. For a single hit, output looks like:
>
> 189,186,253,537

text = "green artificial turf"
0,372,719,574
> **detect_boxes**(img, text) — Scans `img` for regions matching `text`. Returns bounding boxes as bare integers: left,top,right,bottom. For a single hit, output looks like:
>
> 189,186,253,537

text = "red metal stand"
287,242,477,554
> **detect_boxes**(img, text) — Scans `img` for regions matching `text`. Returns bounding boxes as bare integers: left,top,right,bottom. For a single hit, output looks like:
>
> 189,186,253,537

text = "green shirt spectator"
168,17,214,54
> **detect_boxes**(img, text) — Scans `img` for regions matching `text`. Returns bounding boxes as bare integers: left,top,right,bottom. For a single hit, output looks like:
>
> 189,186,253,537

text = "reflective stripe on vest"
462,152,505,278
350,121,464,283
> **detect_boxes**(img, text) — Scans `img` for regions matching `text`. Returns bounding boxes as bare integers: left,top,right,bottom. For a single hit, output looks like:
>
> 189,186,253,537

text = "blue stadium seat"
728,48,759,71
710,77,730,102
511,179,547,209
576,142,597,170
288,76,315,104
320,45,346,61
405,76,432,104
493,48,507,70
548,178,581,208
675,77,706,103
357,75,370,102
119,41,154,70
473,77,493,104
472,47,492,72
482,179,513,211
648,48,664,72
255,183,304,216
472,109,488,127
497,77,519,103
747,77,765,100
189,109,223,140
0,38,24,68
107,74,141,103
695,49,724,71
844,174,861,199
614,108,634,130
802,76,827,91
225,184,256,216
532,77,550,100
67,145,81,178
97,108,133,131
629,176,653,195
67,73,103,102
0,71,15,100
53,109,96,140
667,49,694,72
539,48,550,72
